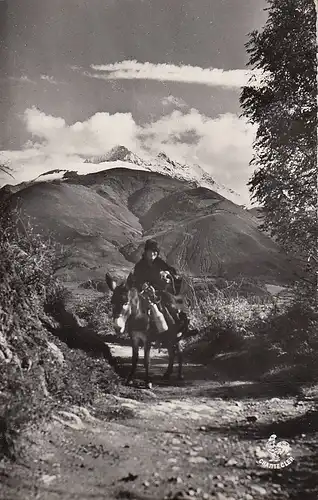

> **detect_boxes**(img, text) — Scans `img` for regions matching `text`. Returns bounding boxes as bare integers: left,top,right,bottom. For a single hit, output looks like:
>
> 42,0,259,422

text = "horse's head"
159,270,178,294
160,270,172,284
105,273,130,333
106,272,143,334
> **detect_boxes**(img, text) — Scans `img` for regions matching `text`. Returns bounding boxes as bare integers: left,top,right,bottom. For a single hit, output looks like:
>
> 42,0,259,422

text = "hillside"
2,166,294,285
248,207,263,218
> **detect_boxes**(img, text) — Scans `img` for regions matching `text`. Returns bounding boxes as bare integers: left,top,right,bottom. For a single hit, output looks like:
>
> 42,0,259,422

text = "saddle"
140,283,187,334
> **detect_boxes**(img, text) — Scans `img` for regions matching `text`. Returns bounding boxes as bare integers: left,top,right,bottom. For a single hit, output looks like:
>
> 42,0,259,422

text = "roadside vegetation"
0,207,119,460
178,0,316,386
183,276,317,383
71,271,318,387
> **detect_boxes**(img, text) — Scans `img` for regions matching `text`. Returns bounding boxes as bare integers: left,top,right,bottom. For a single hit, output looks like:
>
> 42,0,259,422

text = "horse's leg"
176,341,184,380
163,343,175,381
126,334,139,385
143,339,152,389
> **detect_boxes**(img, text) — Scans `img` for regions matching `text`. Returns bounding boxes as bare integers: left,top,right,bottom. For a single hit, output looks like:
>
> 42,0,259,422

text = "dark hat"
144,239,160,253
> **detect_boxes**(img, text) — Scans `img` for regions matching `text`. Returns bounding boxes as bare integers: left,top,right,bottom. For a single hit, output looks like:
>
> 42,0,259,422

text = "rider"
128,239,184,325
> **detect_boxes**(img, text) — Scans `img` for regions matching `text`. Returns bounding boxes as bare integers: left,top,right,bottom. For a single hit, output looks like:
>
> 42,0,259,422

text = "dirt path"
1,345,317,500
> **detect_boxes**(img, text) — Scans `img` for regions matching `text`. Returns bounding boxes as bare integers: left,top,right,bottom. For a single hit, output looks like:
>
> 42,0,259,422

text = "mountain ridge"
3,165,294,285
1,145,245,206
83,145,245,206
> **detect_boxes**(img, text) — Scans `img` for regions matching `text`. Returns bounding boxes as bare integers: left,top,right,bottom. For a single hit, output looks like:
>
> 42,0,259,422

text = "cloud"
23,108,139,155
139,110,256,197
89,60,261,89
162,95,187,108
40,75,59,85
2,74,61,86
8,75,36,84
2,107,256,204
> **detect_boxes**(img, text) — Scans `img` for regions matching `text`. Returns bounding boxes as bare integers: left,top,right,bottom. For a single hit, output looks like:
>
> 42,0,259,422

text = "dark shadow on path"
112,345,311,399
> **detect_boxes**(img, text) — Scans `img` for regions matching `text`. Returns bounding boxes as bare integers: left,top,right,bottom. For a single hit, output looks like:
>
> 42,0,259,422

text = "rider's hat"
144,239,160,253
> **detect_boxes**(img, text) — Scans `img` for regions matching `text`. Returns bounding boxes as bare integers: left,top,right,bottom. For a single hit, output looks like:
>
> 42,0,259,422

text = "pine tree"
240,0,317,290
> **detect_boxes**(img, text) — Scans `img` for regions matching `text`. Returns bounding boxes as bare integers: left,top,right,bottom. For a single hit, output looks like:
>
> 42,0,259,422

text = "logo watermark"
257,434,294,469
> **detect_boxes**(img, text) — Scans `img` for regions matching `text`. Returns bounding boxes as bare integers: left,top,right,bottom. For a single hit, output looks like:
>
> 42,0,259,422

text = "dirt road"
1,345,317,500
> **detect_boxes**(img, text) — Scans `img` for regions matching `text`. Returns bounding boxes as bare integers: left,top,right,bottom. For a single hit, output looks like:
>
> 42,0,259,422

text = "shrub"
74,293,114,335
0,214,66,458
185,281,276,359
186,275,317,379
0,212,65,363
0,210,119,459
253,300,318,358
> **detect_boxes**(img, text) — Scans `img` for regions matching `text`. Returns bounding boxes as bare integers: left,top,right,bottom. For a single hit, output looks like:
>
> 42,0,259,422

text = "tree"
240,0,317,292
0,155,13,182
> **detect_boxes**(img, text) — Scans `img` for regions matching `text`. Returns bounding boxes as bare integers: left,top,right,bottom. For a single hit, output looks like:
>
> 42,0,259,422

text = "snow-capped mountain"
1,145,245,206
83,145,244,205
83,145,145,167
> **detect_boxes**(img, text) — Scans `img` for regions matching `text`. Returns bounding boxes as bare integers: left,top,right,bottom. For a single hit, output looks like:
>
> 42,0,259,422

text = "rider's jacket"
128,255,177,292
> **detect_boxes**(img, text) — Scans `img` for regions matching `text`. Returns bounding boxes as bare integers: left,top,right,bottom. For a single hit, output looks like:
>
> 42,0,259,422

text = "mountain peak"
82,145,244,205
83,145,145,166
157,151,169,161
157,151,178,167
106,145,133,162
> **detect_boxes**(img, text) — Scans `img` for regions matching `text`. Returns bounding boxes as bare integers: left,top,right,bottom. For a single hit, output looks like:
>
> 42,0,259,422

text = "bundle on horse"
105,271,188,388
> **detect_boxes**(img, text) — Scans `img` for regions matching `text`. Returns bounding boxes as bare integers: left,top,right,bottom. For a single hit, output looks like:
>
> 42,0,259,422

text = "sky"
0,0,268,204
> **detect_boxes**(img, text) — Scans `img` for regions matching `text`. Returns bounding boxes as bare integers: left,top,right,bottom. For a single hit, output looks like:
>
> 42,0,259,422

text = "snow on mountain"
83,145,145,167
32,160,150,182
33,169,70,183
83,146,245,206
1,145,245,206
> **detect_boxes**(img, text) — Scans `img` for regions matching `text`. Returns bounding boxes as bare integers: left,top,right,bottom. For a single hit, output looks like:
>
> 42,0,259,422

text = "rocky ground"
1,345,317,500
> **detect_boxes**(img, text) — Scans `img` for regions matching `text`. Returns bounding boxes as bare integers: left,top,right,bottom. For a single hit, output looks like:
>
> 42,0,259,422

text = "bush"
186,275,317,379
254,300,318,358
185,283,275,358
190,294,273,334
74,293,114,335
0,212,65,360
0,211,118,459
0,215,65,457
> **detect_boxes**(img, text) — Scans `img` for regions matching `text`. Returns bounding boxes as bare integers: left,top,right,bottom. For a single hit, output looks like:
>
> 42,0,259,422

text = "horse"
105,272,188,389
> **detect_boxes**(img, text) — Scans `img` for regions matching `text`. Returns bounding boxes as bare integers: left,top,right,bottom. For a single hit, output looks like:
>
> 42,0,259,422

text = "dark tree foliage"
0,160,13,178
240,0,317,289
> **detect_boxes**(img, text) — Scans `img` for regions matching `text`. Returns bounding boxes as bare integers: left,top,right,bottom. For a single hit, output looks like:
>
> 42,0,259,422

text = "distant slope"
5,167,293,284
124,185,289,280
7,179,142,281
248,207,264,219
